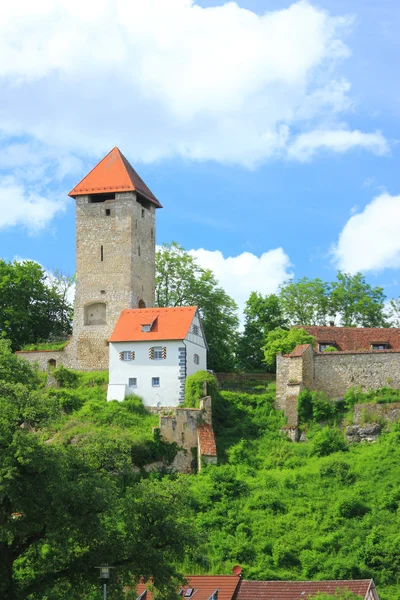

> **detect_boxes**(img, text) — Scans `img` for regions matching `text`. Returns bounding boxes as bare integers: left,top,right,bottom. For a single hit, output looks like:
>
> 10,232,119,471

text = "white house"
107,306,207,406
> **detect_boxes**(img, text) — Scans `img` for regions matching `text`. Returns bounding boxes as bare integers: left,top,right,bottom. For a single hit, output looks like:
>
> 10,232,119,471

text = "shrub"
323,345,338,352
337,496,370,519
184,370,219,408
52,365,79,388
310,427,348,457
298,389,337,424
320,459,356,484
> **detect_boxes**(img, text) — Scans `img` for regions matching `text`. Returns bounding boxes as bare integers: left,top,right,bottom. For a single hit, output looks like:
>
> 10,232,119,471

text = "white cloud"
287,128,388,161
189,247,292,322
0,0,388,169
0,176,65,233
332,192,400,273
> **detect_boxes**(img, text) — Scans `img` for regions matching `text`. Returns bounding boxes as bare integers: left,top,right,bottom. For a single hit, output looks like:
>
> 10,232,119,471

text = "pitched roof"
68,147,162,207
302,326,400,352
136,575,241,600
198,423,217,456
289,344,312,357
236,579,376,600
109,307,198,342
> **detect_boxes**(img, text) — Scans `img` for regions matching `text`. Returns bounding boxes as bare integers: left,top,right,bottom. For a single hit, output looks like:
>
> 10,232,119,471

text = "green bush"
52,365,79,388
298,389,337,424
310,427,348,457
184,370,219,408
323,345,338,352
337,496,370,519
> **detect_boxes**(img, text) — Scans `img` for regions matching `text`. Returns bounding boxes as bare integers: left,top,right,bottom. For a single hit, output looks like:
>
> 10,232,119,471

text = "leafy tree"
330,272,387,327
0,260,73,350
156,242,239,371
0,341,194,599
386,297,400,327
263,327,315,370
237,292,287,371
279,277,331,325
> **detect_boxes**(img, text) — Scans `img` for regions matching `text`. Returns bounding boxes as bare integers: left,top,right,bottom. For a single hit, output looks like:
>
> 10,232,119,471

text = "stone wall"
158,396,216,473
353,401,400,424
277,345,400,426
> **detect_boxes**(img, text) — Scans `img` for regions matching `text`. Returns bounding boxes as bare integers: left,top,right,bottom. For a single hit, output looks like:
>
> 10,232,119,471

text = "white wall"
185,338,207,376
108,340,182,406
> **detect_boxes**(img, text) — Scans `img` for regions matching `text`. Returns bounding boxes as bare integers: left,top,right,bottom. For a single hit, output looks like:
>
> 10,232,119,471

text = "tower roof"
68,147,162,207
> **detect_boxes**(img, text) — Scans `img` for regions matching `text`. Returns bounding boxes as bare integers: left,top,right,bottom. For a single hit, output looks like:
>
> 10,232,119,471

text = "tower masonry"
16,147,162,371
68,147,162,370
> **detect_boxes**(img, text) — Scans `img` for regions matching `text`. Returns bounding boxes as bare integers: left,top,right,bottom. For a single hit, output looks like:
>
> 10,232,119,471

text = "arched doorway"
138,299,146,308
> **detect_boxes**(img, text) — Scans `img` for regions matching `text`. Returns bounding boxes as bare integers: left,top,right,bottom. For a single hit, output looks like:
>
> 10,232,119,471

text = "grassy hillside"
38,371,400,600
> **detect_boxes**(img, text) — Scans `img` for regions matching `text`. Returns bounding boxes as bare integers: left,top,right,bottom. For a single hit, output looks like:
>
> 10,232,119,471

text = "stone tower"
68,147,162,370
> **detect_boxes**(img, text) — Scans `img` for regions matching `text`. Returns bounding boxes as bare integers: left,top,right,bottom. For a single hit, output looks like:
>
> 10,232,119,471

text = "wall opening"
84,302,107,326
105,208,111,216
138,299,146,308
48,359,56,369
101,245,104,261
89,192,115,203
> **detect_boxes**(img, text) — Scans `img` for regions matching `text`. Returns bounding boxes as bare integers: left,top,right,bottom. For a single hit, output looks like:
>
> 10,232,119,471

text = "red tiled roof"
289,344,312,357
236,579,375,600
198,423,217,457
68,147,162,207
109,307,198,342
302,326,400,353
136,575,241,600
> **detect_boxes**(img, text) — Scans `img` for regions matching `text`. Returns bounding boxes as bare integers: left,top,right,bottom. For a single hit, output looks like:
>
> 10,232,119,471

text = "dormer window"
371,343,388,351
142,324,151,332
319,343,336,352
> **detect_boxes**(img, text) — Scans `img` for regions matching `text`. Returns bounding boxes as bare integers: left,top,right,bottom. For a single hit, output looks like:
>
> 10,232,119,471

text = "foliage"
323,345,338,352
279,277,331,325
298,389,338,424
20,340,70,351
263,327,315,369
0,342,191,599
184,370,219,408
386,296,400,326
155,242,239,372
310,427,348,457
237,292,287,371
0,260,73,350
52,365,79,388
313,592,363,600
344,386,400,410
278,272,387,327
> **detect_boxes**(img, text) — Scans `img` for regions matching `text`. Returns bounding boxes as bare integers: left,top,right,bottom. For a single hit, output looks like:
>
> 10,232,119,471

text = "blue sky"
0,0,399,315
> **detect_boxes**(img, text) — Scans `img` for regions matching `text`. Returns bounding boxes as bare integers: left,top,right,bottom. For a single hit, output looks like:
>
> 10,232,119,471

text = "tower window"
138,245,141,256
141,209,145,218
105,209,111,216
151,228,153,240
101,245,104,261
89,192,115,203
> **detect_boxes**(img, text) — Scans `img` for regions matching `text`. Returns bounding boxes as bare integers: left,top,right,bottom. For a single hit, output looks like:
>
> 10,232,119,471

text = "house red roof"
68,147,162,207
136,575,241,600
198,423,217,457
109,307,198,343
302,326,400,353
236,579,377,600
289,344,312,357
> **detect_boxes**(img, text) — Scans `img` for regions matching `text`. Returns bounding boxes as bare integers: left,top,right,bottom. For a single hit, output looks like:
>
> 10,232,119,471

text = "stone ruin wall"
277,347,400,427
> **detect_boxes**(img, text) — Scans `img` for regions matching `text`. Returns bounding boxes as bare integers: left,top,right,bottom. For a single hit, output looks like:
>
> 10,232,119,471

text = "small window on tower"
105,209,111,216
142,209,145,218
151,228,154,240
101,245,104,261
138,246,141,256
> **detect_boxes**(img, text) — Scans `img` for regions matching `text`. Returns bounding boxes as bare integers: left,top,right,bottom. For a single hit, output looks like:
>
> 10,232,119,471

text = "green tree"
0,341,195,599
237,292,287,371
386,297,400,327
279,277,331,325
330,272,387,327
263,327,315,369
156,242,239,371
0,260,73,350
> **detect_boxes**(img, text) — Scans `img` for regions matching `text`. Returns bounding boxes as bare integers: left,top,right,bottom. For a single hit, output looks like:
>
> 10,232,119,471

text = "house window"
128,378,137,387
152,377,160,387
119,351,135,361
194,353,199,365
372,343,388,351
192,324,199,335
153,346,163,360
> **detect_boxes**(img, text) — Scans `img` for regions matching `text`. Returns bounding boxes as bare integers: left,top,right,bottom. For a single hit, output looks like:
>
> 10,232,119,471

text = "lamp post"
96,565,114,600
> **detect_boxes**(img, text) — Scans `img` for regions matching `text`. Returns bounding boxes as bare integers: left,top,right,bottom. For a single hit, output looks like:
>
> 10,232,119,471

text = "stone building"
107,306,207,405
17,147,161,371
277,326,400,427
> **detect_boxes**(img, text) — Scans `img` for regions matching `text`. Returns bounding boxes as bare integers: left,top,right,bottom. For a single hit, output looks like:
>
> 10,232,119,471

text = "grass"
21,340,70,351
